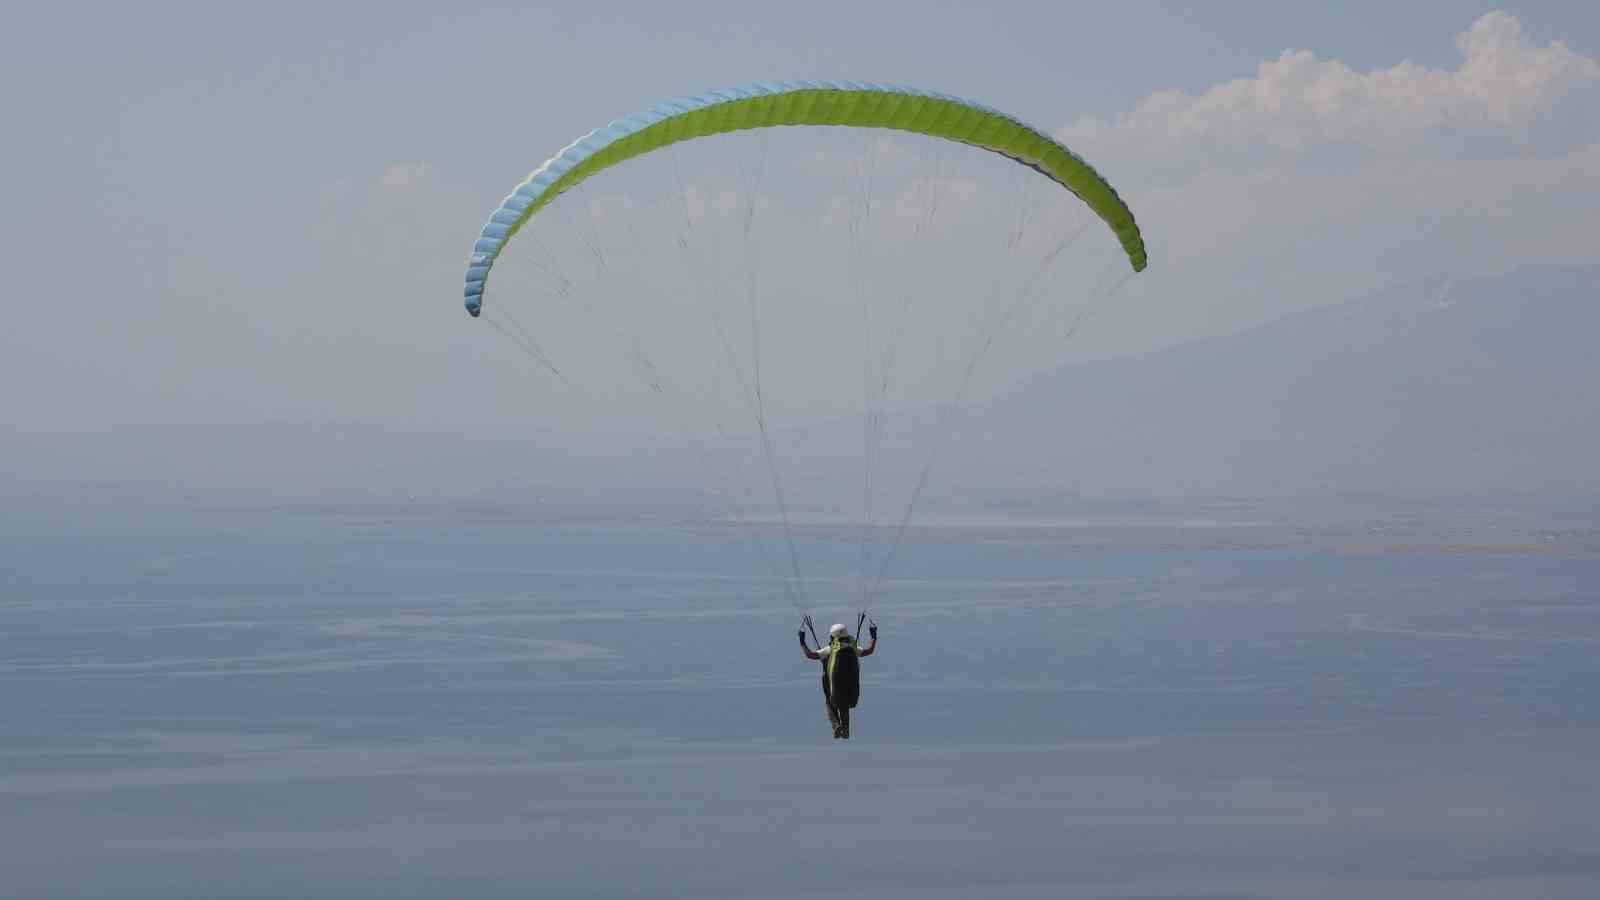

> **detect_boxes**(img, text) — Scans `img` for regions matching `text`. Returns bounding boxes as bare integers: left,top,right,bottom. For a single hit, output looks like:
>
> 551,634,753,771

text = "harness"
826,635,860,709
827,635,856,677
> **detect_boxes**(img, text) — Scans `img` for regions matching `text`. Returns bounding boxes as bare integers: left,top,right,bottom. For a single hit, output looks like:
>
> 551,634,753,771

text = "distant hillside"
938,263,1600,500
737,263,1600,508
11,265,1594,514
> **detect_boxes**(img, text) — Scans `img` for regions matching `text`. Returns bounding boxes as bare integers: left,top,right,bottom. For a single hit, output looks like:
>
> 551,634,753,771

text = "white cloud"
795,136,927,179
1046,11,1600,350
1060,10,1599,177
375,162,437,190
312,162,481,277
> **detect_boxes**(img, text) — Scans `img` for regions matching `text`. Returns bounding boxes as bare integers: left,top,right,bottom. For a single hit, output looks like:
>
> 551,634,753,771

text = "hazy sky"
3,2,1597,468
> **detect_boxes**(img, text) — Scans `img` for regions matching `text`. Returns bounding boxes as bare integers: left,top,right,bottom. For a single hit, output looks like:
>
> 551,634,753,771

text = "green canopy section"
466,81,1146,316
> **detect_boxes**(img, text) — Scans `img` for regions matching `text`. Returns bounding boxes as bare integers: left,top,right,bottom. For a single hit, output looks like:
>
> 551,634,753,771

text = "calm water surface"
4,512,1598,899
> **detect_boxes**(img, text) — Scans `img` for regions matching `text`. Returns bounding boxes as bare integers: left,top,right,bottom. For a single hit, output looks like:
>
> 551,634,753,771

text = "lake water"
4,509,1599,898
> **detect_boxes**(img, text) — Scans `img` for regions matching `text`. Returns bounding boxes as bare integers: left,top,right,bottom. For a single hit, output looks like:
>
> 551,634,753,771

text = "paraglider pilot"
799,617,876,739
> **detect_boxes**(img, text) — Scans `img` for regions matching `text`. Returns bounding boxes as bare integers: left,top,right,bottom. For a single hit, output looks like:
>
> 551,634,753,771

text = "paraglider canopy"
465,80,1146,318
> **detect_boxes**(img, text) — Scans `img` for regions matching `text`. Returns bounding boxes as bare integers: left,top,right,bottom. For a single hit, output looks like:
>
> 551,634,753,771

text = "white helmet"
829,623,849,638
